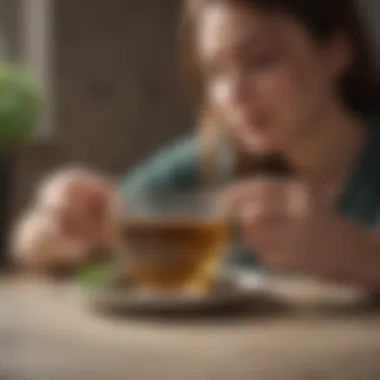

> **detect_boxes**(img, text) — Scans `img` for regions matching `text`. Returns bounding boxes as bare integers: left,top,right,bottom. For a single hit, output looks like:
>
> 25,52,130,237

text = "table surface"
1,276,380,380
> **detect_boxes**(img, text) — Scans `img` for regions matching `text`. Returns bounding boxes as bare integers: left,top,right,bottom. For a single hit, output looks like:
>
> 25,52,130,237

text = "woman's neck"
283,107,367,189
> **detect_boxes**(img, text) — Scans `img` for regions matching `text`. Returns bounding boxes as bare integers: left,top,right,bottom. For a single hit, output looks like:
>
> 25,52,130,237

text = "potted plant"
0,63,40,267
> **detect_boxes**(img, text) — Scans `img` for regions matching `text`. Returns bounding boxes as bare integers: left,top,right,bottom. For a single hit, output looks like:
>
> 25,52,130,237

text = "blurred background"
0,0,378,265
4,0,195,219
0,0,377,210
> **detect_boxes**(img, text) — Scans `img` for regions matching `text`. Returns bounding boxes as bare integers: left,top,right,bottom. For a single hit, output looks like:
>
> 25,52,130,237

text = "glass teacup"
116,192,228,293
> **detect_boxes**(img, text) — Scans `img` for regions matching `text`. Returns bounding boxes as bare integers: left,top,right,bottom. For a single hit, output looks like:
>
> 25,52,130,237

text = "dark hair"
182,0,378,117
180,0,379,179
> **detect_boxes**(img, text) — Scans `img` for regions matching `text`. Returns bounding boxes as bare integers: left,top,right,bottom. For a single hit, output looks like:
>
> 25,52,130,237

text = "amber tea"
121,218,227,291
117,193,228,292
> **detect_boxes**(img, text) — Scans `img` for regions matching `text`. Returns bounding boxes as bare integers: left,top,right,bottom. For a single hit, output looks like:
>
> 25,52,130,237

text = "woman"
13,0,380,286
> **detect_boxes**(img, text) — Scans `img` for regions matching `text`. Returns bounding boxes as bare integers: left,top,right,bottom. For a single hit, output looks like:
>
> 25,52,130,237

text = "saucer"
78,269,269,315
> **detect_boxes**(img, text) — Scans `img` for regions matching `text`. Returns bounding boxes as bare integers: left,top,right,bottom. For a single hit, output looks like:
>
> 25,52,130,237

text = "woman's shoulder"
135,134,200,174
120,134,202,195
120,130,234,196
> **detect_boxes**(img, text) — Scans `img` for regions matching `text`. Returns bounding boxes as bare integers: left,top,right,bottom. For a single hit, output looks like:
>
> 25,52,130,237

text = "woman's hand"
223,178,343,274
12,167,124,270
36,167,116,245
12,207,93,270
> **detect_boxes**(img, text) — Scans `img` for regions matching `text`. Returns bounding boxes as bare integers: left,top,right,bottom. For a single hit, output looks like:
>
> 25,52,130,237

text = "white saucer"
78,269,269,315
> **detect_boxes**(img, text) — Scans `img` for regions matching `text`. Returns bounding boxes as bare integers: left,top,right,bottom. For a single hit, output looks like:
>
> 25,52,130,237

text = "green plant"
0,63,40,145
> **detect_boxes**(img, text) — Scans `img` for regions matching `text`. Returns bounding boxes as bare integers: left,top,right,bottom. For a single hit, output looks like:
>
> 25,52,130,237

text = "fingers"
35,166,117,243
222,178,293,219
36,166,113,210
12,167,119,272
221,178,286,208
241,201,285,228
220,179,311,261
221,178,313,219
11,208,91,271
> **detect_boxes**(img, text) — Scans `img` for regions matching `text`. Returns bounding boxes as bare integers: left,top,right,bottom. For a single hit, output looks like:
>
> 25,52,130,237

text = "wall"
55,0,193,174
10,0,193,214
0,0,21,60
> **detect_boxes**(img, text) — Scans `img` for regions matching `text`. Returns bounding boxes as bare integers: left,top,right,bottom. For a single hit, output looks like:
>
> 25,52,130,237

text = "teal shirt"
121,115,380,268
121,135,202,196
338,115,380,225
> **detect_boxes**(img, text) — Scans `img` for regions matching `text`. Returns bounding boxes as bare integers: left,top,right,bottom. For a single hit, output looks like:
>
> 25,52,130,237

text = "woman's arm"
12,136,203,271
224,179,380,288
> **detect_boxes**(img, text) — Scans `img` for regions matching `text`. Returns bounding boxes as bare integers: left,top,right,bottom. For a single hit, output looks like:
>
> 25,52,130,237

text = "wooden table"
1,276,380,380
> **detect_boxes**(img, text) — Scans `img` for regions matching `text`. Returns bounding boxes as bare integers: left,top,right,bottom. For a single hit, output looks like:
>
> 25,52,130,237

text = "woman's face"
197,3,350,153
